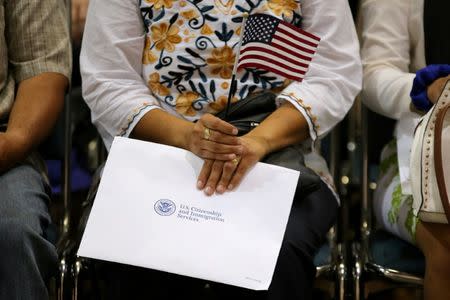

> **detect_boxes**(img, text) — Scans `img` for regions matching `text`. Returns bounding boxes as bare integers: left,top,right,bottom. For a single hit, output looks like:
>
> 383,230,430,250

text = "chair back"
354,101,424,300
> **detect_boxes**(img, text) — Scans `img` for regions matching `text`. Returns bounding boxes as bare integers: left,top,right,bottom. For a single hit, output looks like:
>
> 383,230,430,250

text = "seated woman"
359,0,450,298
80,0,361,298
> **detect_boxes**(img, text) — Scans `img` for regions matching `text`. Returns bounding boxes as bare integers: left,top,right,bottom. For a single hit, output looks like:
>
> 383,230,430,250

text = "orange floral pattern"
151,22,182,52
175,91,199,116
139,0,302,118
148,72,170,96
145,0,175,9
268,0,298,17
142,36,158,64
181,9,198,20
206,46,235,79
208,95,238,113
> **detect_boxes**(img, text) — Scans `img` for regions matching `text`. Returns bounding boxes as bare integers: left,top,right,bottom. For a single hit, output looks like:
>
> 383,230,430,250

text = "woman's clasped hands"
187,113,269,196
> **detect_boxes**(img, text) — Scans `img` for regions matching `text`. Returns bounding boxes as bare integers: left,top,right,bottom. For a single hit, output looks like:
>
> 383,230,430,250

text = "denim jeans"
0,163,57,300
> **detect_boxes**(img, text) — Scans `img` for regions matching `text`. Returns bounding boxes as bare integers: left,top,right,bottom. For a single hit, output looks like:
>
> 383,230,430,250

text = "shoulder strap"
433,85,450,223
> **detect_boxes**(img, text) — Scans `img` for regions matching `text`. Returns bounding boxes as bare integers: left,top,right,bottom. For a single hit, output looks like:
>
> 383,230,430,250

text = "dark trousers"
101,180,338,300
215,180,338,300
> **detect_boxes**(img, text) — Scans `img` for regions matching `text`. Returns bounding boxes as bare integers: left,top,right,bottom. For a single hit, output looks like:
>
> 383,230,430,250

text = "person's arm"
243,0,362,152
198,0,362,194
0,74,68,172
71,0,89,46
359,0,415,119
81,0,241,160
271,0,362,146
0,0,71,172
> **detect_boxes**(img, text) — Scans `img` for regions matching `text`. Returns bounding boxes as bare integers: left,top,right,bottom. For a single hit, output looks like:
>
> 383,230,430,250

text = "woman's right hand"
186,113,244,161
196,135,270,196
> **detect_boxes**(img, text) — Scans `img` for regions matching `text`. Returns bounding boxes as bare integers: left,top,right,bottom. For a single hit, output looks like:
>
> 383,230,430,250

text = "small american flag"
237,14,320,82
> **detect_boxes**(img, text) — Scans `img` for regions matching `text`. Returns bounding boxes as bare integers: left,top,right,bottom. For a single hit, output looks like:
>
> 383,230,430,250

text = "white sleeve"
359,0,415,120
80,0,161,150
276,0,362,146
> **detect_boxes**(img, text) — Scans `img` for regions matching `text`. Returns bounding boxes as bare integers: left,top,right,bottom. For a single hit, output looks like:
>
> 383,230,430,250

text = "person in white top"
359,0,450,298
81,0,361,298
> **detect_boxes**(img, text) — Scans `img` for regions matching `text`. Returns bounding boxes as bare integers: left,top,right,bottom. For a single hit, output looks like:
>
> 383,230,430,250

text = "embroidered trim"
119,102,158,136
281,92,319,136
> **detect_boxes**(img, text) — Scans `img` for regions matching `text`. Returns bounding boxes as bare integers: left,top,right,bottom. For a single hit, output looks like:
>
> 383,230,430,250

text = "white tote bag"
411,80,450,224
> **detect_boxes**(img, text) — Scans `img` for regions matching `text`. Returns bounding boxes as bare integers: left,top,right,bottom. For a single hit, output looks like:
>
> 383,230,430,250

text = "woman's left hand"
196,135,270,196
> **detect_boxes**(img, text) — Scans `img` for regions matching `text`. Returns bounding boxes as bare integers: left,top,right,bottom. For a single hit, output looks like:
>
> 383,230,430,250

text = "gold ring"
232,157,240,166
203,127,211,140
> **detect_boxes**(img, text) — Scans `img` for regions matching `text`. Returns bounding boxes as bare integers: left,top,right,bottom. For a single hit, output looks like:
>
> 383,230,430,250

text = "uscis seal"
154,199,176,216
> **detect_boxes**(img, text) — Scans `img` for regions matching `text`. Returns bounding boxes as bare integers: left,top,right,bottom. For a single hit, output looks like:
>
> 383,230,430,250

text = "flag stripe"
278,20,321,41
238,61,304,81
239,46,311,68
273,34,316,55
237,14,320,82
278,23,320,45
238,54,308,74
241,42,313,62
277,26,319,49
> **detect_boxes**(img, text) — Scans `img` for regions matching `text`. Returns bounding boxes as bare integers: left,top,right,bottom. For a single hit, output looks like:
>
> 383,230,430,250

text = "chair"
36,71,73,299
313,3,363,299
45,3,73,299
314,229,347,300
313,121,348,300
38,75,75,300
49,2,101,298
52,94,74,300
352,102,425,300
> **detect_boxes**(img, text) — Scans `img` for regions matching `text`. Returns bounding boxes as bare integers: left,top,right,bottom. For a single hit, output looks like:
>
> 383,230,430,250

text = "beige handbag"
411,80,450,224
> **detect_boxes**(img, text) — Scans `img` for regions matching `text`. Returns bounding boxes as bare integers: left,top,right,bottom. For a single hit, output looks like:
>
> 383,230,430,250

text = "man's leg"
0,164,57,300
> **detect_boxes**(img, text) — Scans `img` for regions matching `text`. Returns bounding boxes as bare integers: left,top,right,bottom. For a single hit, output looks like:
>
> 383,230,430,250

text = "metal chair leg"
329,243,347,300
353,252,362,300
57,256,69,300
337,261,346,300
71,257,83,300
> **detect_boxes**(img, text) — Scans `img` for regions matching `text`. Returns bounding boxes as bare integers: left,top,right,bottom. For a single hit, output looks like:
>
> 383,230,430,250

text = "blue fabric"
410,64,450,111
313,243,330,267
46,149,92,194
0,164,58,299
370,230,425,276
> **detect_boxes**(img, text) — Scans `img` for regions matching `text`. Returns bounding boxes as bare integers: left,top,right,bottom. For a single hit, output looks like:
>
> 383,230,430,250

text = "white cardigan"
360,0,425,119
359,0,426,194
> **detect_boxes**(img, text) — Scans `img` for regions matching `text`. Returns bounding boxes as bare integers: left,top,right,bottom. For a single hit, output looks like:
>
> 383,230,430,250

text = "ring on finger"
232,156,241,166
204,127,211,140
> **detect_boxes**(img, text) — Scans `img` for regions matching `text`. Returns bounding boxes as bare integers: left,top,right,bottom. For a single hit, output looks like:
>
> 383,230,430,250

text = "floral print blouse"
139,0,302,120
80,0,362,199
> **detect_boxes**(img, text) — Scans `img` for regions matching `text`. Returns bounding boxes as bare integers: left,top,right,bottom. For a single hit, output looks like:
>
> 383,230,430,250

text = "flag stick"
225,13,249,120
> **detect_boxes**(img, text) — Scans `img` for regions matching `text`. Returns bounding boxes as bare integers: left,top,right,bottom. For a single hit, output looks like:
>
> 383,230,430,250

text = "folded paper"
78,137,299,290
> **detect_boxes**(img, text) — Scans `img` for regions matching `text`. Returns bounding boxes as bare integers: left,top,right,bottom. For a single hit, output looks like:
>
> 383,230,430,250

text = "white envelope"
78,137,299,290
